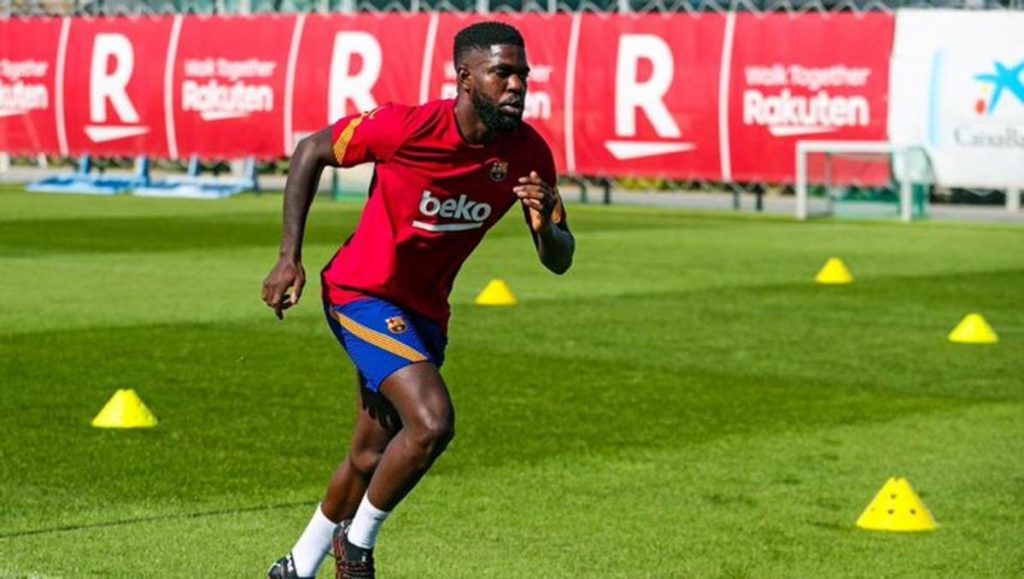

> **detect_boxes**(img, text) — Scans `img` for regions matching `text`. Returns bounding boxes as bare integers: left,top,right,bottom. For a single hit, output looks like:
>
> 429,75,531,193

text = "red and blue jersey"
321,99,557,332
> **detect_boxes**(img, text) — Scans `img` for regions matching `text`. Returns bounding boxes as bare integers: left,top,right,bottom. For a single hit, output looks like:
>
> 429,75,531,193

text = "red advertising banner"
0,13,896,184
425,13,572,173
571,14,727,180
61,16,173,157
290,13,431,151
0,18,63,155
727,13,894,183
171,15,295,159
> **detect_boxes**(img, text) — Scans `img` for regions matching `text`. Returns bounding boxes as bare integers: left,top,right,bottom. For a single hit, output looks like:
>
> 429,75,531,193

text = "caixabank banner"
890,10,1024,189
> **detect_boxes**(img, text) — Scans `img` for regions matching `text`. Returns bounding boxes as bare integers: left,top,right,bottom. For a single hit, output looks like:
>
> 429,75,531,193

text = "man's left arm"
515,170,575,274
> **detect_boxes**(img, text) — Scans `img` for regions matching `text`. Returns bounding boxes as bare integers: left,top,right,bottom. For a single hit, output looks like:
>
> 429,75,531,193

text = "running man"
262,22,574,579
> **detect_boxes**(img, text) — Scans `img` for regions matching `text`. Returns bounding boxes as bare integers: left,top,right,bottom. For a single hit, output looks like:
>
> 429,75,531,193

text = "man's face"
463,44,529,133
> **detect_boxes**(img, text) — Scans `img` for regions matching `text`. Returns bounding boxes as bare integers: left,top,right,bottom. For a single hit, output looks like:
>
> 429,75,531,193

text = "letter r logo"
615,34,681,139
603,34,694,162
90,33,140,124
329,32,382,123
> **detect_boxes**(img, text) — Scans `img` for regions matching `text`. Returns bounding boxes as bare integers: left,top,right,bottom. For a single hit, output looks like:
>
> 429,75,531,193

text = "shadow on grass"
0,500,310,540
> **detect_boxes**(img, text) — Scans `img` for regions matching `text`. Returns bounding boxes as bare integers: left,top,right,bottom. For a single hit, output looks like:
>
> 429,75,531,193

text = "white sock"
347,494,391,550
290,503,337,577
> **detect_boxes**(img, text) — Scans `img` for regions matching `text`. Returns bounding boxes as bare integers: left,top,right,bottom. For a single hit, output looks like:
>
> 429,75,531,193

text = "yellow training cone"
857,477,936,532
475,278,517,306
91,389,158,429
815,257,853,285
948,313,999,344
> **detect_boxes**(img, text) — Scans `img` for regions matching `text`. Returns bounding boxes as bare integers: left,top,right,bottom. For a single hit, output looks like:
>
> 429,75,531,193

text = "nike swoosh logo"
604,140,696,161
84,125,151,143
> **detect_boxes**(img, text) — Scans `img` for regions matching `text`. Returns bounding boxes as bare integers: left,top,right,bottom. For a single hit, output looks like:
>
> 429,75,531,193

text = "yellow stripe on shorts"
331,310,427,363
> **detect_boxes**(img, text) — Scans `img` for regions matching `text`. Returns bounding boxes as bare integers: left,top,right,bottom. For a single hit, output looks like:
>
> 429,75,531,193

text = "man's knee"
349,447,383,476
408,411,455,459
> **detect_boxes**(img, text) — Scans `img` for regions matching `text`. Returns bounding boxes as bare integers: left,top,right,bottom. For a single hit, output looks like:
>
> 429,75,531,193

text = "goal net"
795,141,935,222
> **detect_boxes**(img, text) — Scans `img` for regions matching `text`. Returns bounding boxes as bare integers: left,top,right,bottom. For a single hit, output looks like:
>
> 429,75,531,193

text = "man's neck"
454,98,494,145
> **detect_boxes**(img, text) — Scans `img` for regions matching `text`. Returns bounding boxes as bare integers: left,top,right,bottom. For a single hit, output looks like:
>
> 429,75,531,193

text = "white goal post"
795,141,933,223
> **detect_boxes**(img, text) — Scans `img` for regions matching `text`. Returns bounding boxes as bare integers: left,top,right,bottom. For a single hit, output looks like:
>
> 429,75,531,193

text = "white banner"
889,10,1024,189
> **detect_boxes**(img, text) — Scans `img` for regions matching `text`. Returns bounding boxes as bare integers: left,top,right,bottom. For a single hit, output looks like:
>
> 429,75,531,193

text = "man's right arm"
261,127,339,320
262,104,406,319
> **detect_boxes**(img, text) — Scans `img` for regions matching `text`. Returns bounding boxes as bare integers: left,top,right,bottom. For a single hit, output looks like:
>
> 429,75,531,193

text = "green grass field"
0,186,1021,578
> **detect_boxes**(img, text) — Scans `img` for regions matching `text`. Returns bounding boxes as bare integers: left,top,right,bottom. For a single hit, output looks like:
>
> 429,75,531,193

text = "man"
262,22,574,579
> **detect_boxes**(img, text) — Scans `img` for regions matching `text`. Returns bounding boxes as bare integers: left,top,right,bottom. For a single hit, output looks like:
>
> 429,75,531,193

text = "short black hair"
453,22,524,67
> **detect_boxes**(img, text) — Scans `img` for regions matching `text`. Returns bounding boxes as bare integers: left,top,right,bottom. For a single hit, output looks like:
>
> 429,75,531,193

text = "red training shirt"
321,99,558,332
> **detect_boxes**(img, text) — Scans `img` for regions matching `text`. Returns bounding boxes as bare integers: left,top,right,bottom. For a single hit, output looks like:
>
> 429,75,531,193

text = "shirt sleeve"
329,103,409,167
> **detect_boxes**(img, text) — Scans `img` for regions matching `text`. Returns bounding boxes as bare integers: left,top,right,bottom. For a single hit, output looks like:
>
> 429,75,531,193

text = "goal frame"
795,140,931,223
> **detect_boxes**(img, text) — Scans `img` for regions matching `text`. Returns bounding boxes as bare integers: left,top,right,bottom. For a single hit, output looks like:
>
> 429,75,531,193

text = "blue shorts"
324,298,447,392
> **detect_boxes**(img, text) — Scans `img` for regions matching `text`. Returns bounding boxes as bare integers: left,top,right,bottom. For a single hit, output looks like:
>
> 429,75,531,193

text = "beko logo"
413,190,493,232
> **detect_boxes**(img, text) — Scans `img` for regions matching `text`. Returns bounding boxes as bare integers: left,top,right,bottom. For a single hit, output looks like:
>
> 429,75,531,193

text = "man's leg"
286,380,398,577
323,382,401,521
343,361,454,551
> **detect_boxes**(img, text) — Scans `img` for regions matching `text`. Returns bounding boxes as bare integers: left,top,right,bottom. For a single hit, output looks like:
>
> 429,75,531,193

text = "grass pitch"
0,186,1021,578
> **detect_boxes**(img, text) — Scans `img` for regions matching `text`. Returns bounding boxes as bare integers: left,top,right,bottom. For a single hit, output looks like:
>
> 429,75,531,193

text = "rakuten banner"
571,14,726,179
728,13,893,183
0,18,63,155
890,10,1024,189
61,17,173,157
171,15,295,159
424,13,572,172
3,13,904,183
289,13,431,153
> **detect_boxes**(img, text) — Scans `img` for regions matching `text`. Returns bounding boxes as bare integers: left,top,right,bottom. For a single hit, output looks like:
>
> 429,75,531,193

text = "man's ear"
457,64,473,93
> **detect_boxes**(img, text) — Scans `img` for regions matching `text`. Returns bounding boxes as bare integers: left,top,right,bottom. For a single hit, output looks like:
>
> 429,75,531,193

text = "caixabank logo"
952,59,1024,149
973,61,1024,115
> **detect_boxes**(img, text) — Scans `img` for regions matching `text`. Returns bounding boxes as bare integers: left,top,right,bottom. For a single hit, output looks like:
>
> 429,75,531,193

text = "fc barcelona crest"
386,316,408,334
489,161,508,182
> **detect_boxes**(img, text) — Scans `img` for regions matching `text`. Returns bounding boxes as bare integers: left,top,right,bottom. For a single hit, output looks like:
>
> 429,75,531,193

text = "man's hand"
262,258,306,320
262,128,334,320
514,171,563,233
